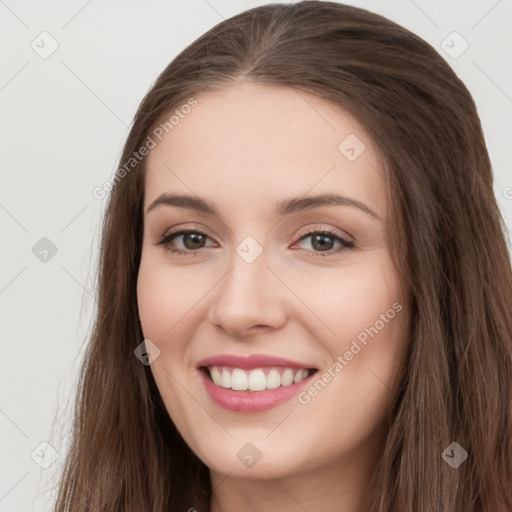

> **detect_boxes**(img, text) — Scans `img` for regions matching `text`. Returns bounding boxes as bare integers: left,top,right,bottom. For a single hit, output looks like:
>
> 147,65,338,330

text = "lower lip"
198,368,315,413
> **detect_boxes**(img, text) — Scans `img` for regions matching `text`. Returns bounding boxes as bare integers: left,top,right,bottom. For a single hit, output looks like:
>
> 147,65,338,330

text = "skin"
137,82,411,512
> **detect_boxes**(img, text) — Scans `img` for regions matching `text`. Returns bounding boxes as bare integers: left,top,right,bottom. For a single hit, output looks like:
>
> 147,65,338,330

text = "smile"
203,365,315,391
196,353,319,412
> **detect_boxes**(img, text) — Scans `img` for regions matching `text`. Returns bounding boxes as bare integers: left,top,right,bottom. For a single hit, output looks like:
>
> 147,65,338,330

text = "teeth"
281,368,294,386
294,369,305,383
231,369,248,390
207,366,312,391
210,366,222,385
266,369,281,389
221,368,231,388
248,368,266,391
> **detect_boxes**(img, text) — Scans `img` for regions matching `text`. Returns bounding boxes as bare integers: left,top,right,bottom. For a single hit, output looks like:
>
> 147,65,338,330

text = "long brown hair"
52,2,512,510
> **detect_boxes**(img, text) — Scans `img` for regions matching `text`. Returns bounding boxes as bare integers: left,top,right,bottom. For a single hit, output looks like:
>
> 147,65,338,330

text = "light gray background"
1,1,511,510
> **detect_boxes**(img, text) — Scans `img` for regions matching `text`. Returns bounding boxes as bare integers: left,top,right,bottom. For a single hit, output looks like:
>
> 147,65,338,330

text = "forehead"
144,82,386,219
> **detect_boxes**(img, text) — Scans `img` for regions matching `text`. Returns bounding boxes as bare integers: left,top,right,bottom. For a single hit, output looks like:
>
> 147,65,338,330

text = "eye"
157,229,217,256
291,229,354,257
156,227,354,257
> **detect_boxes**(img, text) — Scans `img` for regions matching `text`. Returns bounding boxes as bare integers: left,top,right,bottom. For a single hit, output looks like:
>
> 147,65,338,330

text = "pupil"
312,234,333,251
184,233,205,249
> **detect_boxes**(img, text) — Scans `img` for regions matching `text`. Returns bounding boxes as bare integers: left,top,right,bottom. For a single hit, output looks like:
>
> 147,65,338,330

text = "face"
137,82,411,482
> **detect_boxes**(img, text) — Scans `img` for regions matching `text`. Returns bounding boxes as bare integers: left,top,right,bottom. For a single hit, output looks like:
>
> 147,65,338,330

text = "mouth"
199,365,318,391
196,353,319,412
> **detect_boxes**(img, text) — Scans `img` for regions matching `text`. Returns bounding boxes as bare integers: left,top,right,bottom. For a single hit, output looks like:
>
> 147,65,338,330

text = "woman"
52,1,512,511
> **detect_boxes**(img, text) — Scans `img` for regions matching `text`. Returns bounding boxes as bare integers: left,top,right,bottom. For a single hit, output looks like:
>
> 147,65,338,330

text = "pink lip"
196,354,317,413
198,368,316,413
197,353,316,370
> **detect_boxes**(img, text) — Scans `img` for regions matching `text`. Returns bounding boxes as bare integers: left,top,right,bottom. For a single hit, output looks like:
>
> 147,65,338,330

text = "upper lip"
197,354,317,370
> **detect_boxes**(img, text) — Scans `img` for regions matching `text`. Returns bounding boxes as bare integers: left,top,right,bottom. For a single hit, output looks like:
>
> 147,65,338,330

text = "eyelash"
156,227,354,258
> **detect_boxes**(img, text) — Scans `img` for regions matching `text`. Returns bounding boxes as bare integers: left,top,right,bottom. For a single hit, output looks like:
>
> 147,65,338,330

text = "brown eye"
310,233,336,251
181,232,207,249
157,229,217,256
294,229,354,256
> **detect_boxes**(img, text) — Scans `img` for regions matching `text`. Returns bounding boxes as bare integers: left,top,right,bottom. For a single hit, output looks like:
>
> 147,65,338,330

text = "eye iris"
184,232,206,249
312,234,334,251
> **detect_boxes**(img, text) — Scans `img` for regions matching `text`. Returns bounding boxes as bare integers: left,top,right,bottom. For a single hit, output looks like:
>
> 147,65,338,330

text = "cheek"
292,252,409,402
284,252,404,349
318,262,409,420
137,264,173,340
136,255,208,342
136,258,202,428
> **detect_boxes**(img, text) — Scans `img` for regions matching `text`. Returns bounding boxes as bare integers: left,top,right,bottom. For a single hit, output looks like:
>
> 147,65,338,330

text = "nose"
207,247,288,339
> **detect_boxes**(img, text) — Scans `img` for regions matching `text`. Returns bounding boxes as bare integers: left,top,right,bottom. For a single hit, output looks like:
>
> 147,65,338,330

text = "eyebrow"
145,192,381,220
